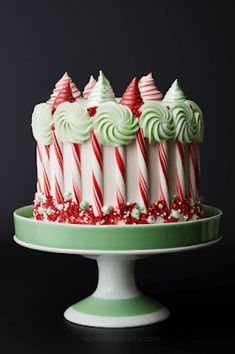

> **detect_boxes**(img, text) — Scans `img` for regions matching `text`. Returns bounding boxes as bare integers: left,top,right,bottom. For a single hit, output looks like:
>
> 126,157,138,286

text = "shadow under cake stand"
13,205,222,328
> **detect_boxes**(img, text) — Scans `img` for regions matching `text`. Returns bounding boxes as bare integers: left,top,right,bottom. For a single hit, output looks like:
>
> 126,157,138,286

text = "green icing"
171,102,197,143
31,103,53,145
88,70,116,107
139,101,175,143
162,80,204,143
186,100,204,142
93,102,139,147
54,102,92,143
162,79,186,105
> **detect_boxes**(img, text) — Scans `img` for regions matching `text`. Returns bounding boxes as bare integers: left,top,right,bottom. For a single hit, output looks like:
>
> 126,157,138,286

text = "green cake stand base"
13,205,222,328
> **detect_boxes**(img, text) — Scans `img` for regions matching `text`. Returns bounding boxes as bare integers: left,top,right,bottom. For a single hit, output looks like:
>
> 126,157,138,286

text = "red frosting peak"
119,77,143,114
52,80,75,113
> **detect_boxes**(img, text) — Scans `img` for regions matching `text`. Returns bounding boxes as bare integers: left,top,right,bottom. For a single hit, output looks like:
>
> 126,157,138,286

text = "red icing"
52,80,75,113
33,194,203,225
87,106,98,117
119,77,143,116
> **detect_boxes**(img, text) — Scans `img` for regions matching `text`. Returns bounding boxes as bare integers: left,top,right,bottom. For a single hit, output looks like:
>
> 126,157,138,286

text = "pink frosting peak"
47,72,81,105
83,75,97,99
52,80,75,114
138,73,162,102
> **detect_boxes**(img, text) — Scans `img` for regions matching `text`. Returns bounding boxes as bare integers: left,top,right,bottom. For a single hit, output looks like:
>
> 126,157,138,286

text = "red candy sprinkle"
87,106,98,117
33,194,203,225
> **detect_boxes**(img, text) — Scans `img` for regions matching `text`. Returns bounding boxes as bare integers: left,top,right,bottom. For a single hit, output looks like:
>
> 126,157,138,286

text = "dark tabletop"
1,237,234,354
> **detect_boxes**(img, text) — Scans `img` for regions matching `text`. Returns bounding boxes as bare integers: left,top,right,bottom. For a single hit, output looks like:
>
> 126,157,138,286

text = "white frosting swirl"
31,103,53,145
162,79,186,105
88,70,116,107
93,102,139,147
139,101,175,143
54,102,92,143
171,102,197,143
186,100,204,142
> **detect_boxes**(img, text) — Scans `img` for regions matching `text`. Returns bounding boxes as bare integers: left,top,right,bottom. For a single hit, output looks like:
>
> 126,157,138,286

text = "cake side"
32,71,204,225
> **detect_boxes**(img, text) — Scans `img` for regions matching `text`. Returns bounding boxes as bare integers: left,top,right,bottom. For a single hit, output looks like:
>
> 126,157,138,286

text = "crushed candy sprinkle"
33,194,203,225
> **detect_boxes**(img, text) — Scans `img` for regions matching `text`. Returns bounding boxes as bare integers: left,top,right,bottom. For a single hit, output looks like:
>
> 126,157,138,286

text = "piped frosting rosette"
32,103,53,145
162,80,198,143
171,102,197,143
53,101,93,143
47,72,81,105
88,71,116,107
139,101,175,143
162,79,186,105
185,100,204,142
138,73,163,102
83,75,97,99
93,102,139,147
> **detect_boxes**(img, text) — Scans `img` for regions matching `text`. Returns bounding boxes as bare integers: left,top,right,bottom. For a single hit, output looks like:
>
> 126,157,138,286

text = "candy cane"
63,143,82,203
158,142,169,208
188,141,200,201
136,129,149,210
91,131,103,216
50,128,64,203
115,146,126,207
36,142,50,196
36,143,43,194
175,141,186,200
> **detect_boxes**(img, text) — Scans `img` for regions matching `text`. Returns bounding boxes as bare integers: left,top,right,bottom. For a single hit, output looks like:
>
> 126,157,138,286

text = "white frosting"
87,71,116,107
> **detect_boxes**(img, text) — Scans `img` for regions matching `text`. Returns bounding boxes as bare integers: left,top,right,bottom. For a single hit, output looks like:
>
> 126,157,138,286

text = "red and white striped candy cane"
36,142,50,196
63,143,82,204
136,129,149,210
158,141,170,208
36,143,43,194
91,131,103,216
50,128,64,203
175,141,186,200
188,141,200,201
115,146,126,207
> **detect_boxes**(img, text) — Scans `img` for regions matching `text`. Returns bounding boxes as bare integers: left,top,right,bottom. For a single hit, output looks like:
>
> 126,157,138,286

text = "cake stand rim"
13,204,222,253
13,204,222,229
13,234,222,255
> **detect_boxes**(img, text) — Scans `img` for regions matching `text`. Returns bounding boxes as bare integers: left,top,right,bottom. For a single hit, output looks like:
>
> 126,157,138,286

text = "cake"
32,70,204,225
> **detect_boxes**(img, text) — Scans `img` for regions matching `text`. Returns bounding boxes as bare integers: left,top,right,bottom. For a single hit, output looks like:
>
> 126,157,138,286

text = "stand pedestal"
13,205,222,328
64,255,170,327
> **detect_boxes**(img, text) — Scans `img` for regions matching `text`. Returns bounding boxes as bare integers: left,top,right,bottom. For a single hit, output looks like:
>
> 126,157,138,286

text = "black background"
0,0,234,353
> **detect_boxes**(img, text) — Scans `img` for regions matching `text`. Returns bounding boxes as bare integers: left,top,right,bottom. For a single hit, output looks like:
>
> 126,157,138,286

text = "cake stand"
13,205,222,328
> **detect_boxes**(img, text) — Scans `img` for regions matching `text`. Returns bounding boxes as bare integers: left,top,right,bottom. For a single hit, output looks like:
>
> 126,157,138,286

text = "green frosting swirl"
54,102,92,143
171,102,197,143
185,100,204,142
162,79,186,105
31,103,53,145
88,70,116,107
139,101,175,143
93,102,139,147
